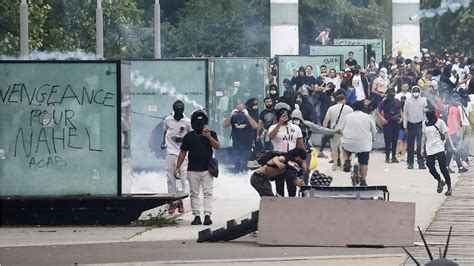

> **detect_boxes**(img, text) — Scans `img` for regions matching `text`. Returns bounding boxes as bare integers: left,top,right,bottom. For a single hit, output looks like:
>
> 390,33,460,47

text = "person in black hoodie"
222,103,258,173
290,66,305,91
377,88,403,163
439,65,459,99
281,78,296,108
268,84,280,105
245,98,263,161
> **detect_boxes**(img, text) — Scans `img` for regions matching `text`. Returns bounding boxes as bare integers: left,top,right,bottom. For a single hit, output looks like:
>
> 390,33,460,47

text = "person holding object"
422,108,458,196
222,103,258,173
268,103,306,197
176,109,220,226
161,100,191,214
250,148,307,197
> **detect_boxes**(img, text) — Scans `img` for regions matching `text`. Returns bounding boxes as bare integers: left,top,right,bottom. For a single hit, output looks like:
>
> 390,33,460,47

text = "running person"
422,109,458,196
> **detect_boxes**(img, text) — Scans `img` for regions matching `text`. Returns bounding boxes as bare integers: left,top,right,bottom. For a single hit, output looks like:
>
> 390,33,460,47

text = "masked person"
161,100,192,214
268,84,280,104
403,86,427,169
245,98,262,161
422,108,458,196
176,109,220,226
258,97,276,150
250,148,306,197
268,103,306,197
371,67,389,109
377,88,403,163
222,103,258,173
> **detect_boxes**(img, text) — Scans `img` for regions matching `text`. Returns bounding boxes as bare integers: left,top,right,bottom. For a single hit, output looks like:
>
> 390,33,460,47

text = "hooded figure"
173,100,185,121
268,84,280,104
191,109,208,135
245,98,259,122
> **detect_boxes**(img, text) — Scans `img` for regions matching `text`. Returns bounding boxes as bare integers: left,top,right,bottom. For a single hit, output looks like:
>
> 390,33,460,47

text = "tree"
420,0,473,56
299,0,391,55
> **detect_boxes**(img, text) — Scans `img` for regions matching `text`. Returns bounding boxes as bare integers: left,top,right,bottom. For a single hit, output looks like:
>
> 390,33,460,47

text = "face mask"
291,119,300,126
380,72,386,78
412,92,420,98
252,105,258,110
270,90,277,95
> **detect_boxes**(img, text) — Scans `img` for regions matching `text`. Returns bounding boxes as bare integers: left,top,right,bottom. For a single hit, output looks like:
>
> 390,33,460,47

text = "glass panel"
277,55,342,90
334,39,384,62
310,45,366,68
129,60,207,171
0,62,119,196
208,58,268,147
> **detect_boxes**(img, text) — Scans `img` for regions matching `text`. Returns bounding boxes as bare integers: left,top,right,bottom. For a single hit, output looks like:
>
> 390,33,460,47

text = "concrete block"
258,197,415,247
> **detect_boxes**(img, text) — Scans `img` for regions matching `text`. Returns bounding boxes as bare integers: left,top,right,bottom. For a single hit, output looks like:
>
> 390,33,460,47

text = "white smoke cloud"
0,49,97,60
410,0,472,20
130,70,204,109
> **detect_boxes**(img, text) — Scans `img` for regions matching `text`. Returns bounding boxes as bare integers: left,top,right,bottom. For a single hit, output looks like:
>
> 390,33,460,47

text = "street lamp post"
154,0,161,59
96,0,104,59
20,0,29,60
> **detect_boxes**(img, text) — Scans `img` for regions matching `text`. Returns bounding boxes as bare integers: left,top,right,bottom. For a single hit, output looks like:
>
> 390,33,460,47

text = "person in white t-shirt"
268,103,305,197
395,82,412,101
323,68,342,90
422,109,458,196
161,100,192,214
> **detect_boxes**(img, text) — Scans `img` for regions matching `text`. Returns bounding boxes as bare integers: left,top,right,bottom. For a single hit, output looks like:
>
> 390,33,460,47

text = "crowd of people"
160,48,473,225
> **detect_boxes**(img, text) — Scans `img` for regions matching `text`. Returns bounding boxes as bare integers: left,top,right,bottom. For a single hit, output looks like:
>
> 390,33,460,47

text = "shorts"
344,150,370,165
398,129,407,141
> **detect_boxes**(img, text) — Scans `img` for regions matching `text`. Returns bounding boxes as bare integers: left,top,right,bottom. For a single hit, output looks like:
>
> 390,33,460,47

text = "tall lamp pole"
96,0,104,59
154,0,161,59
20,0,29,60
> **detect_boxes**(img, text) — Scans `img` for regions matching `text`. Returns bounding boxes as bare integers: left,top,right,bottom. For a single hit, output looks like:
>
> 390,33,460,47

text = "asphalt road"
0,237,405,265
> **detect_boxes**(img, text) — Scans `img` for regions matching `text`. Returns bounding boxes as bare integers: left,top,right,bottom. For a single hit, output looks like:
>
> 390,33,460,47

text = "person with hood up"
222,102,258,173
281,78,296,108
403,86,427,169
268,84,280,105
290,66,305,91
177,109,220,226
161,100,192,214
245,98,262,161
422,108,457,196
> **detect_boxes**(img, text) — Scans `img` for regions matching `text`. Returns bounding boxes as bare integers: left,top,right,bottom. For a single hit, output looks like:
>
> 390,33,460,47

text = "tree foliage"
299,0,391,54
420,0,473,56
0,0,471,59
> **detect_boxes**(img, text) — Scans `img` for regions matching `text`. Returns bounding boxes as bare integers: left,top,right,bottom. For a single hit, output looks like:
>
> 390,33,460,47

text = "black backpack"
256,150,286,166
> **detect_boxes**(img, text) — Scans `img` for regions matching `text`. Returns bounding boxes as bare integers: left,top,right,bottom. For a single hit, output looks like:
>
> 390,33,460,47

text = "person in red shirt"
445,94,468,173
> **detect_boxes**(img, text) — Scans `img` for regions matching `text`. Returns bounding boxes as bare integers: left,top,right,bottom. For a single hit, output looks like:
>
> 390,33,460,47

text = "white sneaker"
462,161,469,169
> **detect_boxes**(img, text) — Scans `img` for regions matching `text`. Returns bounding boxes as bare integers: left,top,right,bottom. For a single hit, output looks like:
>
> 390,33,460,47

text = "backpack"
256,150,285,166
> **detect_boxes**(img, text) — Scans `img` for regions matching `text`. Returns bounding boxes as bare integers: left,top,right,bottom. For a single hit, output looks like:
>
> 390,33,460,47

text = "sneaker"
391,157,399,163
251,231,258,237
343,160,352,173
385,157,390,163
445,186,452,196
328,160,334,164
461,161,469,169
436,179,445,193
407,164,414,169
337,159,341,167
331,164,339,171
177,201,185,213
203,215,213,225
447,167,455,174
317,152,328,159
419,165,426,170
191,216,202,225
360,180,368,186
168,203,177,215
458,167,468,173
